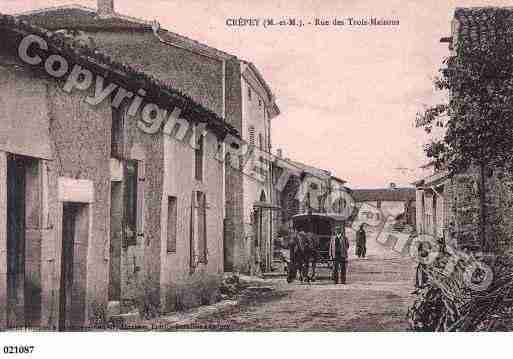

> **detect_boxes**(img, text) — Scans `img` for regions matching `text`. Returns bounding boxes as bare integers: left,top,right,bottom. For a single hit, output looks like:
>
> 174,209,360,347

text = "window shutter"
416,190,424,234
436,191,444,239
424,193,434,235
197,192,208,264
167,197,177,253
124,160,138,247
189,191,196,273
137,161,145,239
111,106,124,158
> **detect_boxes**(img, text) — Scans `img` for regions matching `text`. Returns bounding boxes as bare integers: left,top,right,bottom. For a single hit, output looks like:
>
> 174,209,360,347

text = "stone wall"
443,167,513,253
223,59,247,273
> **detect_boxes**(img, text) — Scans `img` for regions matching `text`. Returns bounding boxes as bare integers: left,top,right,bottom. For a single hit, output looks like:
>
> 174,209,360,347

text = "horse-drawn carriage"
285,212,346,283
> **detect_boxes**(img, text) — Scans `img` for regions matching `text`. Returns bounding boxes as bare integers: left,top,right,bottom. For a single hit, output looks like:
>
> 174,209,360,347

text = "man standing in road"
356,224,367,258
330,224,349,284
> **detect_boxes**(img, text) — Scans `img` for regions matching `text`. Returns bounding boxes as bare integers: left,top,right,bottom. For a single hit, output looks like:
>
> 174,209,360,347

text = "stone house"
413,7,513,254
274,158,333,224
237,61,280,275
0,12,237,329
14,0,279,276
271,154,351,265
413,163,451,241
414,162,513,253
350,185,417,229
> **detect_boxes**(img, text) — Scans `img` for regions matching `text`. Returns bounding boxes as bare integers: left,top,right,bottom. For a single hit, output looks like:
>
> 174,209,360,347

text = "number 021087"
3,346,35,354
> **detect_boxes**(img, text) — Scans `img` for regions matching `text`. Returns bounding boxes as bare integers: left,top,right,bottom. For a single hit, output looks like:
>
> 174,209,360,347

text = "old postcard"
0,0,512,357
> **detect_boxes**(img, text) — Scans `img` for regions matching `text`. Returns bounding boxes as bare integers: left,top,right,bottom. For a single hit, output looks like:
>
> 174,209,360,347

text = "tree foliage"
416,20,513,175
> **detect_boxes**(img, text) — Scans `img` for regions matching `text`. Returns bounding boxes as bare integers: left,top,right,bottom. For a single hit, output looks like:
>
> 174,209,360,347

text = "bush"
135,276,161,319
89,300,107,329
164,274,222,313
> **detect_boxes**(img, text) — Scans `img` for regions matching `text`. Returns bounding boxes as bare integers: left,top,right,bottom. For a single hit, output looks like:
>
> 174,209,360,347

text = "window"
167,196,177,253
195,131,204,181
258,133,263,151
111,106,124,158
249,126,255,147
248,86,252,101
258,99,262,107
196,191,207,263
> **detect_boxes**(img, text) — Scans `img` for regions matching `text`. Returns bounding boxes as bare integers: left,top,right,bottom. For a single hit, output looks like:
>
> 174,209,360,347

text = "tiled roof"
350,188,416,202
16,6,151,31
14,5,280,117
454,7,513,46
0,13,238,138
285,159,331,179
15,7,234,60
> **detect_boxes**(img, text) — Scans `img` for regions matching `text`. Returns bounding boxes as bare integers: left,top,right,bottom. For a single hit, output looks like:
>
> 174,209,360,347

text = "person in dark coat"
329,224,349,284
356,224,367,258
287,230,298,282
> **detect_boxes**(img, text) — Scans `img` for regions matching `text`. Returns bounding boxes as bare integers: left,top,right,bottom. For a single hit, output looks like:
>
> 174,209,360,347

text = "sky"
2,0,512,188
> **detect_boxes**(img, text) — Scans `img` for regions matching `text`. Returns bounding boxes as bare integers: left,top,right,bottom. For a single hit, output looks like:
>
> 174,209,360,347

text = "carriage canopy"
291,213,346,263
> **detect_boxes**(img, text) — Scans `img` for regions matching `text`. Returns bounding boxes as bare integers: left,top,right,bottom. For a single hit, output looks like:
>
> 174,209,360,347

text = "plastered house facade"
0,12,238,329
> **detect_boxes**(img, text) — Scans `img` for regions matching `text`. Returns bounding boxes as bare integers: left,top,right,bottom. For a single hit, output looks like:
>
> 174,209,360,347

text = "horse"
287,231,306,283
305,232,320,282
287,232,319,283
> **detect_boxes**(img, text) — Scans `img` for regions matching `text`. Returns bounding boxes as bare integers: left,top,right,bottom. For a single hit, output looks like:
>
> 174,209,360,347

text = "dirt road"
188,253,416,331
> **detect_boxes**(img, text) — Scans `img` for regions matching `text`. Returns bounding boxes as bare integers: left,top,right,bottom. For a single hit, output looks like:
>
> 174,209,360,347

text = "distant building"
350,185,416,229
270,154,351,264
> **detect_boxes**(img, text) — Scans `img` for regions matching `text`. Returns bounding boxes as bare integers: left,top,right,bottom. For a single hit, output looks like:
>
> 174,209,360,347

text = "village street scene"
2,0,513,337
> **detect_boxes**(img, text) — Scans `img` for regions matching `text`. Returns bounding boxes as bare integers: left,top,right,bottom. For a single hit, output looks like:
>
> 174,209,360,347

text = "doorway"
6,154,41,328
6,155,26,328
59,202,89,331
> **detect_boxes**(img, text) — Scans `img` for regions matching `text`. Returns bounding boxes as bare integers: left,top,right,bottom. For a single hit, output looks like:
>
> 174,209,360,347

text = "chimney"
277,149,283,158
97,0,115,17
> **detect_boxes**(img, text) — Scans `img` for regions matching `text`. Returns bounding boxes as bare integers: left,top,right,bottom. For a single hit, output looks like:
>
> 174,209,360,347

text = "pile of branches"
408,251,513,331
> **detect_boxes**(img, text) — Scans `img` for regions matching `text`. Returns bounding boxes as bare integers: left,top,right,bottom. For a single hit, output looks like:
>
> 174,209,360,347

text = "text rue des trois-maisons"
314,17,400,26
